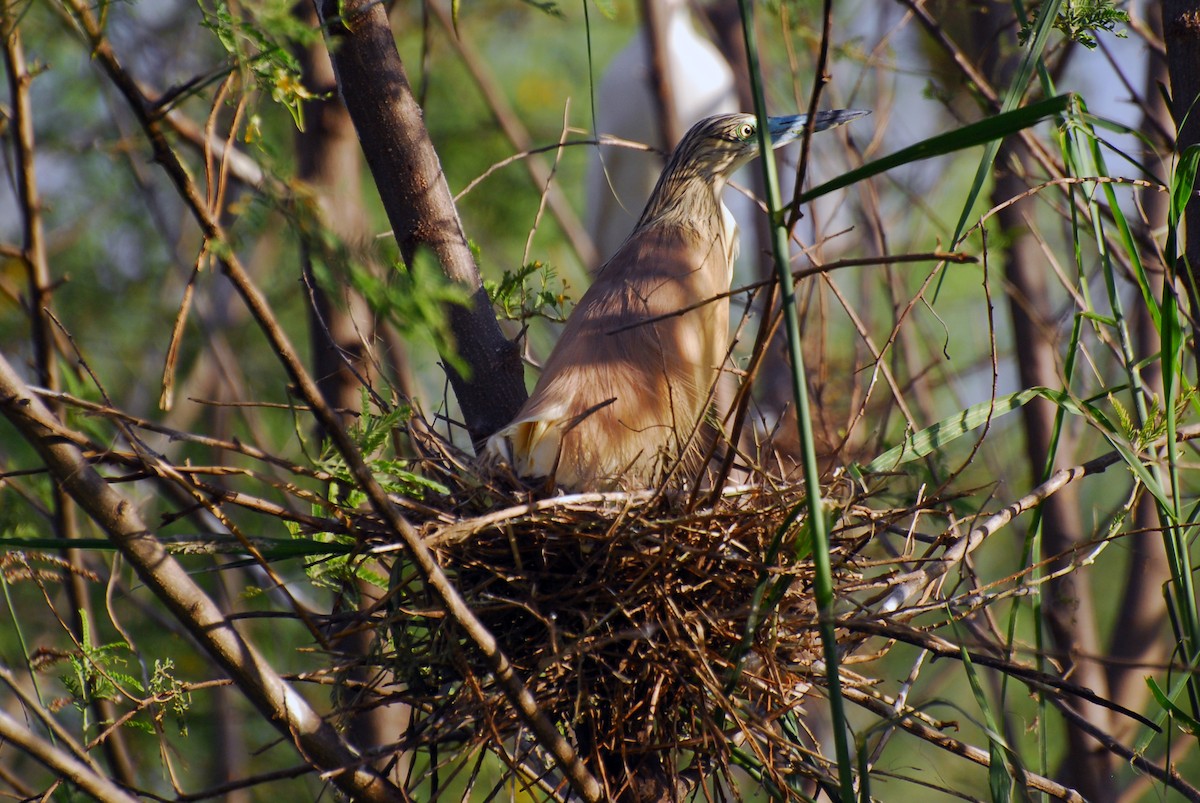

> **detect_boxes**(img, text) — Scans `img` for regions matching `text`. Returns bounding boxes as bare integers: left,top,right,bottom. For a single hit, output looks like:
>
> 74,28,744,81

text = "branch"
0,706,140,803
59,5,601,797
843,686,1086,802
0,354,407,802
879,423,1200,612
316,0,528,446
427,0,598,267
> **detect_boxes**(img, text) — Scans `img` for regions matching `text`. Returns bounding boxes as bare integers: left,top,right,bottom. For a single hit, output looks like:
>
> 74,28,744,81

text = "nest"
366,423,892,797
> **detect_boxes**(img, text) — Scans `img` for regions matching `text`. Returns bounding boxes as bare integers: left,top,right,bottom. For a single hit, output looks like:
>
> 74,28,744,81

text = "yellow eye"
737,122,756,140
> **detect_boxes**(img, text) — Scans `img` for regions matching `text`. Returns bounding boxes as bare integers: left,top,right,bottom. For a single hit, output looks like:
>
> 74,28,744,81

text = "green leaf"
1166,144,1200,266
854,387,1085,474
796,94,1073,206
1146,676,1200,736
590,0,617,20
949,0,1064,248
951,622,1032,803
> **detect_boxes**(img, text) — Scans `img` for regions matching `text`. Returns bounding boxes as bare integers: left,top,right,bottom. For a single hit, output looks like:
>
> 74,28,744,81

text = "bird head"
669,109,870,183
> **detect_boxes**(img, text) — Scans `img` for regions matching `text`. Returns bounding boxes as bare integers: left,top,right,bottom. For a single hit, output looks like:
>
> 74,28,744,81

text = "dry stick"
898,0,1163,265
879,422,1200,612
62,3,601,799
0,707,141,803
0,359,406,803
33,389,334,480
1,4,136,784
842,686,1086,803
839,618,1157,730
784,0,833,227
0,664,104,774
1047,694,1200,803
455,135,656,202
605,249,975,335
427,0,598,268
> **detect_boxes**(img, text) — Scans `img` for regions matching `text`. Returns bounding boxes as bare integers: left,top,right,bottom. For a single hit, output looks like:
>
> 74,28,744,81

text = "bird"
486,110,868,491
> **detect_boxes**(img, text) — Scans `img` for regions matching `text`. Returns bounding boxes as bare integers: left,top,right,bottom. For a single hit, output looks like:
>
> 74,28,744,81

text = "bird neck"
636,163,729,233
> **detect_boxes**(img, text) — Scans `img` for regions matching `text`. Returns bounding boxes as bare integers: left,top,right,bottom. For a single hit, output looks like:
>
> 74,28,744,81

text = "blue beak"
767,109,870,147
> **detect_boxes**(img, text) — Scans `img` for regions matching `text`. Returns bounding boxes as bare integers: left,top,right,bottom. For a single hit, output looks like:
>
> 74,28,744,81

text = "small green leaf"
1146,676,1200,735
854,387,1085,474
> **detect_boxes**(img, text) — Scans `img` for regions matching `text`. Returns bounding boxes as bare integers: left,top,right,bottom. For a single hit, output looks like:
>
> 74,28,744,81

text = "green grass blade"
948,0,1063,247
796,95,1072,206
1146,676,1200,736
737,0,854,796
854,387,1085,474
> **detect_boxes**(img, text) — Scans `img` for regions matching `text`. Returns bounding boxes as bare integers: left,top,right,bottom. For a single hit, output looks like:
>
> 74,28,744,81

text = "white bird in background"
585,0,762,266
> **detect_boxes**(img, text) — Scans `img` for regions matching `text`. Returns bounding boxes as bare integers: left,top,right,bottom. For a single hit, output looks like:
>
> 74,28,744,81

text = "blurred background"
1,0,1194,800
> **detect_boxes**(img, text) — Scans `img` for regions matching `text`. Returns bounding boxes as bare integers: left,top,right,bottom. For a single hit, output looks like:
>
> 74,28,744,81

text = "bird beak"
766,109,870,147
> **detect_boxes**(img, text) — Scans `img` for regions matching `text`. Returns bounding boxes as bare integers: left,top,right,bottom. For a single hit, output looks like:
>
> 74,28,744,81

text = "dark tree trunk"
1108,6,1172,734
969,4,1114,798
295,3,414,785
1165,2,1200,372
315,0,528,446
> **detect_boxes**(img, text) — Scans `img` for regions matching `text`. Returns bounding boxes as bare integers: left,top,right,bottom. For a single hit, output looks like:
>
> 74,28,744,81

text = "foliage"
199,0,320,128
0,0,1196,800
1018,0,1129,50
484,259,573,323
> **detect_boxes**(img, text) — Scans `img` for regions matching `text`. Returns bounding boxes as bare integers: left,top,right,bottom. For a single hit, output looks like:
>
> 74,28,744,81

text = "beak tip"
766,108,870,145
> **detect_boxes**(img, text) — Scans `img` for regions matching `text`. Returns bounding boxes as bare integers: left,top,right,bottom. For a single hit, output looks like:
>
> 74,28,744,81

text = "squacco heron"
487,110,867,491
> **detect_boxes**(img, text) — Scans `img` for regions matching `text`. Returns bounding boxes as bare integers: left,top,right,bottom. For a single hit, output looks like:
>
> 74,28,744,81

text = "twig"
605,249,976,335
428,0,597,267
843,685,1085,802
879,423,1200,612
0,706,141,803
1048,693,1200,802
838,618,1158,731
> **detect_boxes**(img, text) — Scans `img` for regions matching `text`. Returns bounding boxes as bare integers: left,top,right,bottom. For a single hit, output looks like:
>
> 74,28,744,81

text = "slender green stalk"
735,0,854,798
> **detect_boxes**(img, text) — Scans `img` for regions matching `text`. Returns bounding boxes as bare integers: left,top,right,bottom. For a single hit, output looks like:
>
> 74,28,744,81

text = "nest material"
380,437,879,792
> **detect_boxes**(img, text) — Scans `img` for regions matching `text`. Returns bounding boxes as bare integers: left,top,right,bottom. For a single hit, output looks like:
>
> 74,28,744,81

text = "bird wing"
488,224,731,490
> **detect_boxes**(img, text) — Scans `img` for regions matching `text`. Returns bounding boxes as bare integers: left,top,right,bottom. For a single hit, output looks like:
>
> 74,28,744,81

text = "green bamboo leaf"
1146,676,1200,736
1136,652,1200,753
854,387,1084,475
1165,140,1200,285
1169,144,1200,239
590,0,617,20
949,0,1064,247
796,94,1072,205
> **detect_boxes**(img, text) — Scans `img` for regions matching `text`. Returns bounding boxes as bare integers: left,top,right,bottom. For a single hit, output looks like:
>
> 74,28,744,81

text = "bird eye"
737,122,756,140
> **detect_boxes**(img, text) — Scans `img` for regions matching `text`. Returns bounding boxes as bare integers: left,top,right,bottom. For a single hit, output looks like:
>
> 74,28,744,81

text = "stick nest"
374,428,886,791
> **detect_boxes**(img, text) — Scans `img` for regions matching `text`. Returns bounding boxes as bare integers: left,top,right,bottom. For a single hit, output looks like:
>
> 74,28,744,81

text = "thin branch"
0,706,140,803
879,422,1200,611
427,0,597,267
605,249,976,335
843,685,1086,802
58,4,601,797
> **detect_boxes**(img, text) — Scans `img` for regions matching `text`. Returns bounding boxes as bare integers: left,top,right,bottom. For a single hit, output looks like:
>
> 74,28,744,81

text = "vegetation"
0,0,1196,801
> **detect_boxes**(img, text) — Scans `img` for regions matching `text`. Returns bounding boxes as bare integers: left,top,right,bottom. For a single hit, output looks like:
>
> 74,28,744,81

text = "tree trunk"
1107,6,1172,733
315,0,527,446
295,3,414,786
970,5,1114,797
